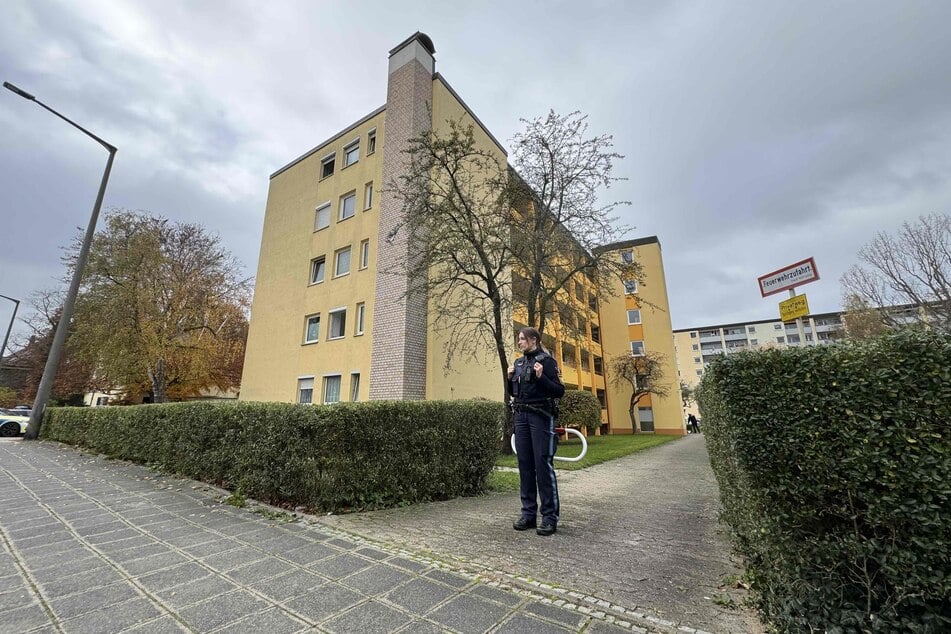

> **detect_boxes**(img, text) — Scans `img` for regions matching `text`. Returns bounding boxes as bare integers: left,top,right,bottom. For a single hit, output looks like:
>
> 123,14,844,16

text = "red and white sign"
757,257,820,298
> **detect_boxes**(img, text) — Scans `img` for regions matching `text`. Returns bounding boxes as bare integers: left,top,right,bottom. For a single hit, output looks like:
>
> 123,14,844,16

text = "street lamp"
0,294,20,370
4,81,117,440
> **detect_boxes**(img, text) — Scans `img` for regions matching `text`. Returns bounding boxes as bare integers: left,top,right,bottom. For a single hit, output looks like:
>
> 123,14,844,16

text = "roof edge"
433,73,507,157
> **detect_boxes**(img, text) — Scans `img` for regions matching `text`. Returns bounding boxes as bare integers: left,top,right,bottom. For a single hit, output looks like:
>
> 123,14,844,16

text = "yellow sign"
779,294,809,322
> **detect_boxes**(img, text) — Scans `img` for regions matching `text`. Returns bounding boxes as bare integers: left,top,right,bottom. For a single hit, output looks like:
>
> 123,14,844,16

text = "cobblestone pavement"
318,434,763,634
0,434,760,633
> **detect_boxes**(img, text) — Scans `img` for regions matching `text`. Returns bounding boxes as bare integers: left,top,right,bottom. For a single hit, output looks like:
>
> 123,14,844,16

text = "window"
359,239,369,269
591,324,601,343
748,326,756,333
339,193,356,221
750,338,758,345
774,324,782,330
364,182,373,209
776,336,785,344
694,357,701,364
630,340,645,356
329,308,347,339
350,373,361,402
95,396,109,407
367,129,376,154
355,302,365,335
593,356,603,375
638,406,655,432
692,344,699,351
623,279,638,294
310,256,326,284
343,140,359,167
696,369,703,377
690,332,697,338
335,246,351,277
627,309,641,325
620,250,634,263
314,203,330,231
323,375,341,404
320,153,335,179
304,314,320,343
298,378,314,404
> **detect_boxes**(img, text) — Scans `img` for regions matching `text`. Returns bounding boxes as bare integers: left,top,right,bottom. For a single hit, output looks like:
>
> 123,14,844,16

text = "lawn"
495,433,679,471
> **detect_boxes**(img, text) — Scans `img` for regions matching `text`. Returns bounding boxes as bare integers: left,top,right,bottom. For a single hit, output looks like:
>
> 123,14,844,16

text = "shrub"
558,389,602,432
697,330,951,631
42,399,504,513
0,386,17,408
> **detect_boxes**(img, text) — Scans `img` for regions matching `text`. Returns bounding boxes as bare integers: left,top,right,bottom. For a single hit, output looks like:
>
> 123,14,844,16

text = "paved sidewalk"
1,438,671,634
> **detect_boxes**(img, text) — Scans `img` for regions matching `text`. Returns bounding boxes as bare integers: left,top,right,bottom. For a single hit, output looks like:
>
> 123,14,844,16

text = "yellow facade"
241,33,682,434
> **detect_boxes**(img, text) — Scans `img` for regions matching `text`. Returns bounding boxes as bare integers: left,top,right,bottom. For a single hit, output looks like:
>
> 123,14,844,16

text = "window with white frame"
343,140,359,167
620,250,634,263
315,203,330,231
367,129,376,154
694,356,701,363
323,375,341,404
690,332,697,338
623,279,638,294
359,240,369,269
364,182,373,209
298,377,314,404
355,302,365,335
310,256,326,284
334,246,351,277
350,373,360,401
638,406,655,432
627,309,641,325
329,308,346,339
339,192,356,221
630,340,645,356
304,314,320,343
320,153,335,179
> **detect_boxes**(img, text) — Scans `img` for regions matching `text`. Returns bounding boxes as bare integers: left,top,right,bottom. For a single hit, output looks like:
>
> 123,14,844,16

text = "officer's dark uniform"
511,348,565,531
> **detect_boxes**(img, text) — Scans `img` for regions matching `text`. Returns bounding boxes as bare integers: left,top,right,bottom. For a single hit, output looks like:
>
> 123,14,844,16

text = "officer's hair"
518,327,550,354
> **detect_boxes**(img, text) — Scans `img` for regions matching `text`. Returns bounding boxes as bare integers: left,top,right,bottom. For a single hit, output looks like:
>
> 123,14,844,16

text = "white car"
0,408,30,437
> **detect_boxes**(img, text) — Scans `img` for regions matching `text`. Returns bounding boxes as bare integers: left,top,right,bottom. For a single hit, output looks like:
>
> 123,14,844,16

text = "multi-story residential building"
673,312,845,416
240,33,685,434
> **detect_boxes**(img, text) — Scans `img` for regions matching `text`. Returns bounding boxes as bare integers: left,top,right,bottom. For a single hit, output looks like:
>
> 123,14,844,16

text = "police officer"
508,327,565,536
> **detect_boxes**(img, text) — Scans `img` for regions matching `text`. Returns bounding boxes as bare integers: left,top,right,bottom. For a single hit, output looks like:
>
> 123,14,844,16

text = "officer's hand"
533,362,543,378
507,364,515,378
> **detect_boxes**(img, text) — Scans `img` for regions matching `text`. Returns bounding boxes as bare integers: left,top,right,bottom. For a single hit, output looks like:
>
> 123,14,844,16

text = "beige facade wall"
599,240,685,435
240,109,385,404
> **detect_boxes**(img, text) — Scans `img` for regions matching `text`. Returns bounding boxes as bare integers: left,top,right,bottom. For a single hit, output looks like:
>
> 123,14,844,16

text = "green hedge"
41,400,504,512
558,389,602,432
697,330,951,631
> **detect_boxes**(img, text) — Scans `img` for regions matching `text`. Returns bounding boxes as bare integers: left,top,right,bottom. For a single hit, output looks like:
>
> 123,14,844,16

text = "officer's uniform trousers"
514,405,560,526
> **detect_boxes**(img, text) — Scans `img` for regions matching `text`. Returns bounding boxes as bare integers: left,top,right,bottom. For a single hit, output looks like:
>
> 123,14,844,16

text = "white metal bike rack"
510,427,588,462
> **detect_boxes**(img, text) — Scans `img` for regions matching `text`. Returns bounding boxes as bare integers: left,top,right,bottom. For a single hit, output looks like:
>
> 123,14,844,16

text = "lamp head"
3,82,36,101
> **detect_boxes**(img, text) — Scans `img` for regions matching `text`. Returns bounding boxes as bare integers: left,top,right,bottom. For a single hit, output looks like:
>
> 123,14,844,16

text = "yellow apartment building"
241,32,683,434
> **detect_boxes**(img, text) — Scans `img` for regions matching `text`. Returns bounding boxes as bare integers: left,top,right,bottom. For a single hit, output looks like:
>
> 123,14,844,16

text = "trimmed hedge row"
42,400,504,512
558,389,602,432
697,330,951,632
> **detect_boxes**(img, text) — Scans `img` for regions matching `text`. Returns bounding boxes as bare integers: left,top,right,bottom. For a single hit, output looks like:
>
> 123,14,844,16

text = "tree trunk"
629,395,640,433
150,358,167,404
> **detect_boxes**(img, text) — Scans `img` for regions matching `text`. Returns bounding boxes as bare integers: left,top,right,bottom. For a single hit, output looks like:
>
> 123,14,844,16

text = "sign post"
758,257,820,346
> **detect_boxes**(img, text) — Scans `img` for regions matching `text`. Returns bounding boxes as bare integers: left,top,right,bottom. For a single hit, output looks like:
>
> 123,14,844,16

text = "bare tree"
509,111,640,339
609,352,671,432
840,213,951,330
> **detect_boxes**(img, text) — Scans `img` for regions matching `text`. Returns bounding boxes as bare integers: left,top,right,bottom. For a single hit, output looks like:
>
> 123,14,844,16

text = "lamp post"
0,294,20,370
4,81,117,440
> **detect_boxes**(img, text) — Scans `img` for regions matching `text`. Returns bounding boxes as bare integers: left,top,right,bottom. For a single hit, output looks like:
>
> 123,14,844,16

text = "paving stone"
281,542,336,565
30,554,104,580
112,543,171,563
247,569,326,602
39,567,124,598
201,546,267,572
469,584,523,607
284,583,363,622
354,546,390,561
58,597,163,634
48,582,141,620
156,575,238,609
585,619,640,633
340,563,412,596
137,562,212,592
423,568,471,589
428,594,511,634
523,600,588,628
226,557,297,584
0,602,50,631
214,607,309,634
395,620,446,634
178,590,270,631
307,553,373,580
180,539,240,558
0,587,34,611
122,551,190,576
326,538,359,551
323,599,412,634
120,614,191,632
384,577,454,614
385,557,429,573
494,613,574,633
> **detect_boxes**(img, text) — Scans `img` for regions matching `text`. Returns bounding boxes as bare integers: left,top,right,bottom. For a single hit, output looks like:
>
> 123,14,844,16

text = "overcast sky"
2,0,950,350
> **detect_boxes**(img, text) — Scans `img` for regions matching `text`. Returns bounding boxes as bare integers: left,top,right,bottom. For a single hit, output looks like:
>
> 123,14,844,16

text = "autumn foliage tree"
609,352,670,432
69,210,252,403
